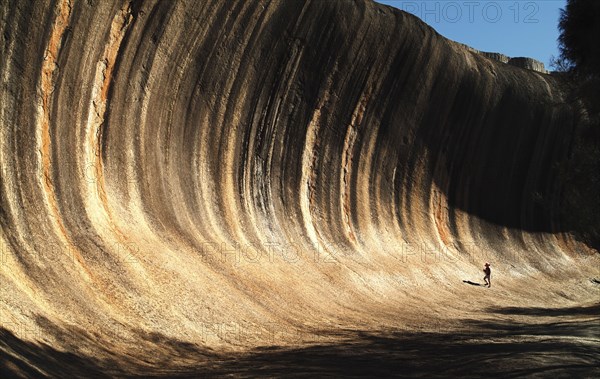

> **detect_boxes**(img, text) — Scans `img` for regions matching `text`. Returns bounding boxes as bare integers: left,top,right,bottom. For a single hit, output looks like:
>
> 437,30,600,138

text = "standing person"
483,263,491,287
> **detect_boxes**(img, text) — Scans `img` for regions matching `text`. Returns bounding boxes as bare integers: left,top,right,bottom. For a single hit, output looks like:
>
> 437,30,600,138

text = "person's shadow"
463,280,482,286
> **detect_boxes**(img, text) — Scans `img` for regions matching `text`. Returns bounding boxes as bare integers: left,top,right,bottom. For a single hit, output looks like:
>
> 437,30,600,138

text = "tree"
556,0,600,251
557,0,600,78
549,54,573,73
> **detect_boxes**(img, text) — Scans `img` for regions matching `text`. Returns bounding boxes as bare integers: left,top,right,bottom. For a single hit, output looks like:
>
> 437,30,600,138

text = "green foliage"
556,0,600,250
557,0,600,78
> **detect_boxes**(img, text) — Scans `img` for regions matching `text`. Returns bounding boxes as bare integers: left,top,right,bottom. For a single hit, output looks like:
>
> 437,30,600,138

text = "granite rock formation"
458,43,549,73
507,56,549,73
1,0,598,376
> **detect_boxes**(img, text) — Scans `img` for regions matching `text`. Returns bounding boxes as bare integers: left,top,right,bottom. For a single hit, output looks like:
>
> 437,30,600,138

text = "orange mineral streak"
38,0,94,279
79,2,141,294
89,3,133,233
433,190,451,247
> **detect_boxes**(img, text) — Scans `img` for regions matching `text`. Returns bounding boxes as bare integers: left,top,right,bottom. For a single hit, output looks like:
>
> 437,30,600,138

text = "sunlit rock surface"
507,57,549,73
1,0,598,376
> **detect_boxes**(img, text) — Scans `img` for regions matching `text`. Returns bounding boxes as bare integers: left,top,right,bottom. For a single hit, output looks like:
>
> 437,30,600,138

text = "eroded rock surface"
507,56,549,73
1,0,598,376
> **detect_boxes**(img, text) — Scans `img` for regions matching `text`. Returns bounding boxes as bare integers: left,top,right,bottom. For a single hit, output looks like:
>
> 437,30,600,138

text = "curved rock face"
1,0,598,375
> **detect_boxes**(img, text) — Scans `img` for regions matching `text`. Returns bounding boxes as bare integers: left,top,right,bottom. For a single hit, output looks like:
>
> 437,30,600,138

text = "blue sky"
374,0,566,68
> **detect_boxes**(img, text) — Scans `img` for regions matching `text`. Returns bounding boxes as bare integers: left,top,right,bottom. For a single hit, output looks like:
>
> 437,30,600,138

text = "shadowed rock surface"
1,0,598,376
